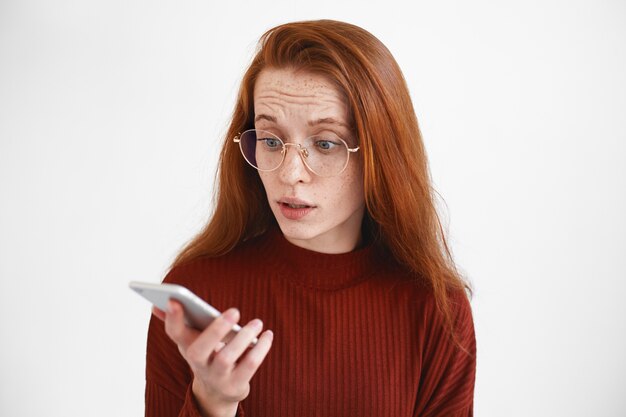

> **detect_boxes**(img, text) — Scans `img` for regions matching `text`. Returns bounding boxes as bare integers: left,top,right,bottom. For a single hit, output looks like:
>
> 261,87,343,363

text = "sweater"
145,226,476,417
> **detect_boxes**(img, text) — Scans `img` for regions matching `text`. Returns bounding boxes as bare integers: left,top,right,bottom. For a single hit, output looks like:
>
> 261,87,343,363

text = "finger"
232,330,274,383
164,300,199,349
216,319,264,365
185,307,240,369
152,306,166,321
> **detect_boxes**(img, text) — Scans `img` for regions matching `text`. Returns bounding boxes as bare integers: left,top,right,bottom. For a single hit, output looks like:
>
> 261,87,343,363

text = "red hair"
170,19,471,343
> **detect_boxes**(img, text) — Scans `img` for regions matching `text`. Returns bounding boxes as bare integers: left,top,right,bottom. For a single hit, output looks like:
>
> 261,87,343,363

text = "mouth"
281,202,313,209
277,198,316,220
278,198,316,209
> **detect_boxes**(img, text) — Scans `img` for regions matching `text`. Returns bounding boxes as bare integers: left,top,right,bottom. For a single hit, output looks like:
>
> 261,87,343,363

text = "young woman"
146,19,476,417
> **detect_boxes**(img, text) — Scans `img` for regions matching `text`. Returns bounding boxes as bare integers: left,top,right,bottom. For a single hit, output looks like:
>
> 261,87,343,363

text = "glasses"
233,129,359,177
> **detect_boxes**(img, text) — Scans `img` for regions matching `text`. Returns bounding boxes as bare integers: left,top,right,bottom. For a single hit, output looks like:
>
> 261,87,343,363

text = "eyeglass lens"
238,129,351,177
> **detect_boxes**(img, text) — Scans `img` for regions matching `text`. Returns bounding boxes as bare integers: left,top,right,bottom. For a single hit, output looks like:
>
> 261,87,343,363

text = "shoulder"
386,276,474,350
420,286,474,334
399,273,473,326
161,231,271,291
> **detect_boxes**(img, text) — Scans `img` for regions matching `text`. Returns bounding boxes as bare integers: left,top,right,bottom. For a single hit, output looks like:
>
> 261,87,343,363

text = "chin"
275,221,319,241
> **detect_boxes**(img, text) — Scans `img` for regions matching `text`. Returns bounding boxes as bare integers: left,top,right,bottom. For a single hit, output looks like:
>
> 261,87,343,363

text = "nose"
278,143,312,184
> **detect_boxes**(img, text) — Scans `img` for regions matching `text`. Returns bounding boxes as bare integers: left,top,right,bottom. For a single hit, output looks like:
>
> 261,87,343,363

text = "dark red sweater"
145,227,476,416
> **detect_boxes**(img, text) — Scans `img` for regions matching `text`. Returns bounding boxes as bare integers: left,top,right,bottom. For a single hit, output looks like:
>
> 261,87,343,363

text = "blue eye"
318,141,331,150
259,137,282,150
314,139,339,152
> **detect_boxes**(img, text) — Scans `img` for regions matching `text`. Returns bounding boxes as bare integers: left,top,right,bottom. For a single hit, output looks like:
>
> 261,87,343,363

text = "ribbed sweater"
145,227,476,417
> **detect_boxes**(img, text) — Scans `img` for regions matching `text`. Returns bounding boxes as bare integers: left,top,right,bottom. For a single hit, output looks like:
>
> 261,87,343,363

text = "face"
253,67,365,254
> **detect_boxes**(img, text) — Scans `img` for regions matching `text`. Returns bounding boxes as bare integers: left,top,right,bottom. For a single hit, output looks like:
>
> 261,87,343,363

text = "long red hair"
169,19,471,341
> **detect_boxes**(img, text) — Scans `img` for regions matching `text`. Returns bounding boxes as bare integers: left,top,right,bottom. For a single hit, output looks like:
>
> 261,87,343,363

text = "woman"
146,19,476,417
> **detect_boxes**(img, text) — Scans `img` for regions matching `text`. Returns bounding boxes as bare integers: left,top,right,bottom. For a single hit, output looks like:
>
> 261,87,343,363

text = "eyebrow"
254,114,350,130
254,114,277,124
308,117,351,129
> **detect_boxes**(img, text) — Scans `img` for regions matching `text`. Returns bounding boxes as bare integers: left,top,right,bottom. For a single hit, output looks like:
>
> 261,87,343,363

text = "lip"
277,197,316,221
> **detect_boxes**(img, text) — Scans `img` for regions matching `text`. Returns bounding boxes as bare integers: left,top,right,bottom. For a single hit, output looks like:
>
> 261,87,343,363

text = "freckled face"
253,68,365,254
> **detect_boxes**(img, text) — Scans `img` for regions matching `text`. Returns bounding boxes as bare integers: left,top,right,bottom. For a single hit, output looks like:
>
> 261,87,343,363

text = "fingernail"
223,308,239,323
266,330,274,341
250,319,263,329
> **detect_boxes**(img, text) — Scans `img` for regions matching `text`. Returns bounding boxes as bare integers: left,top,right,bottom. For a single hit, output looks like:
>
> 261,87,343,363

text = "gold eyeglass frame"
233,129,360,177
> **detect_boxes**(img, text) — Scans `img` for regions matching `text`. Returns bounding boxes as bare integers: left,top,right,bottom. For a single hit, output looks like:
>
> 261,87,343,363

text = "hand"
153,301,274,417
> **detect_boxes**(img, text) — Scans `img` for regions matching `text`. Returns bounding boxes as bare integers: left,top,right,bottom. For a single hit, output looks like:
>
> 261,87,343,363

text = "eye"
314,139,340,153
259,137,282,150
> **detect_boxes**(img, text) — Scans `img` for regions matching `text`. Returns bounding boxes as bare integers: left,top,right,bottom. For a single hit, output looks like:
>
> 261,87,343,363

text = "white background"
1,1,625,416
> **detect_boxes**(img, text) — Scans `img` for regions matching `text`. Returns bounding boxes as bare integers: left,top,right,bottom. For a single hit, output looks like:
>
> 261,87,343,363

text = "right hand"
153,300,274,417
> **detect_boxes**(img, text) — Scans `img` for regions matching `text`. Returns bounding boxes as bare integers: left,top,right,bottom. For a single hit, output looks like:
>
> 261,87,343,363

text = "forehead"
253,68,350,120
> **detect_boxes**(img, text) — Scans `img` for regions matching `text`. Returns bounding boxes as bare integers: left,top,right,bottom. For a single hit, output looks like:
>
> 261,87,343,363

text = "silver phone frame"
129,281,257,345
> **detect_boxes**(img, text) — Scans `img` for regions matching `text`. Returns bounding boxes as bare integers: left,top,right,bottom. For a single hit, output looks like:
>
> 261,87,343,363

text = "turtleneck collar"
256,226,385,290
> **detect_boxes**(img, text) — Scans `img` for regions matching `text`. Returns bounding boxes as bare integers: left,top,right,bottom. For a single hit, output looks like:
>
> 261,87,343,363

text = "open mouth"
277,200,316,220
281,202,312,209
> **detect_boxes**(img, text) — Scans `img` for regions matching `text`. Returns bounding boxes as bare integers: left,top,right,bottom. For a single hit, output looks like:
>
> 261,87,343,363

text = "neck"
284,229,363,254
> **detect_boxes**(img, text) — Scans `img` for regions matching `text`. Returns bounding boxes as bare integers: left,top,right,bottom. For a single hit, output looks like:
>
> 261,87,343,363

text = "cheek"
331,170,365,208
258,172,273,194
344,163,365,201
348,179,366,208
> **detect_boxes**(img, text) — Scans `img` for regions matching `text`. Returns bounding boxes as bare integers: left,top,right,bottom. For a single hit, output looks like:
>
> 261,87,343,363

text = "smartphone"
129,281,258,346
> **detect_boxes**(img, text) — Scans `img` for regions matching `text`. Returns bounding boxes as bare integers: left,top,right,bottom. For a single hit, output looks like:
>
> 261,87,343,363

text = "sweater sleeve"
412,291,477,417
145,376,246,417
144,309,206,417
144,267,247,417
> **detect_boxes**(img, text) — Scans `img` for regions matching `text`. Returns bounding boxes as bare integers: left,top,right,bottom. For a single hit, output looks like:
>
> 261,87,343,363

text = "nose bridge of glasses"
279,142,316,178
283,142,309,158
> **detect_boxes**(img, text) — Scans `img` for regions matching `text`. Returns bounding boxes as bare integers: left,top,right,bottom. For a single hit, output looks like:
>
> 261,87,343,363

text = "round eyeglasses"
233,129,360,177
